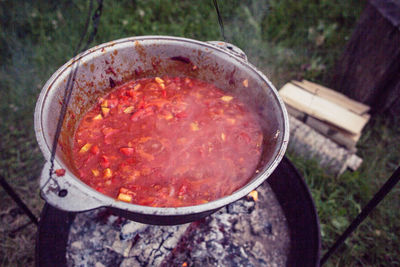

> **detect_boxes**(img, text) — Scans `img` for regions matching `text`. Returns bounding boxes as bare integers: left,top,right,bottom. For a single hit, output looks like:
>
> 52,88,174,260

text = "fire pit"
36,157,321,266
35,36,289,224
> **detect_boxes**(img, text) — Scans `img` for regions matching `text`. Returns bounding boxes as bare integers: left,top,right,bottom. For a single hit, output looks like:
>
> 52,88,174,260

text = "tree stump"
331,0,400,116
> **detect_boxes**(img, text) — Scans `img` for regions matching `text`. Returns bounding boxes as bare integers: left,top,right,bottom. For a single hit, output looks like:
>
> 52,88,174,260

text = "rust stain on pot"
85,81,94,88
151,56,162,71
90,64,95,73
98,81,105,87
226,68,237,86
134,40,147,62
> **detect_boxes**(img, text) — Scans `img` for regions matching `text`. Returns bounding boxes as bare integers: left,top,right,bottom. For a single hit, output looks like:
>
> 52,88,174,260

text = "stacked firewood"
279,80,370,176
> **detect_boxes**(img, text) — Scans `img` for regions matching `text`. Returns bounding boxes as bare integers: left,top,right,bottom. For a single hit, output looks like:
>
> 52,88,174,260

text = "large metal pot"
35,36,289,225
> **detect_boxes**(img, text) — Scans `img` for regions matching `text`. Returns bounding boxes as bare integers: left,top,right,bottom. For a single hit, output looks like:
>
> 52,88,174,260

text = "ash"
66,182,289,267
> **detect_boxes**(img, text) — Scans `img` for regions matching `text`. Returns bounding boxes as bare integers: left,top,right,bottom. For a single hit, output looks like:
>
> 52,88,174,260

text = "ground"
1,1,399,266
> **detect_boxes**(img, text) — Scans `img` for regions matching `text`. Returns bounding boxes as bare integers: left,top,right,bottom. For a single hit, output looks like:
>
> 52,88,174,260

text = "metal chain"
74,0,94,55
81,0,104,52
0,0,104,231
43,61,80,193
213,0,227,42
43,0,104,193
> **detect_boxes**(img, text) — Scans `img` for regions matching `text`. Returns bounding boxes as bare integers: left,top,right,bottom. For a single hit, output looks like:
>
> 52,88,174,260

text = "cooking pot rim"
35,35,289,216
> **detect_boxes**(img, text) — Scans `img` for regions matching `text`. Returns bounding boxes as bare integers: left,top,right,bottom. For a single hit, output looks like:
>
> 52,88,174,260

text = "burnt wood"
36,157,321,267
331,0,400,116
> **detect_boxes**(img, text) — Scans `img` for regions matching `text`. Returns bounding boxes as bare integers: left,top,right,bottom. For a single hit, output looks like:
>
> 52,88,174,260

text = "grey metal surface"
34,36,289,224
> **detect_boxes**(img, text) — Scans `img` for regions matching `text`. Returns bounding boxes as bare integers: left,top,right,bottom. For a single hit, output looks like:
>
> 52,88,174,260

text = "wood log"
331,0,400,116
291,80,370,115
285,105,360,151
279,83,369,135
288,115,363,176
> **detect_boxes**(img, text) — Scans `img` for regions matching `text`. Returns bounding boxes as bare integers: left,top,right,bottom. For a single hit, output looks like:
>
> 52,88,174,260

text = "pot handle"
39,161,106,212
206,41,248,61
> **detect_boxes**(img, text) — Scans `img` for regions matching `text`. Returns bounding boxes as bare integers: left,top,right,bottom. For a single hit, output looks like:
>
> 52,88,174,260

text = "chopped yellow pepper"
93,114,103,120
221,95,233,102
103,168,112,179
123,106,135,114
101,107,110,117
79,143,92,153
190,122,200,131
117,193,132,202
91,169,100,177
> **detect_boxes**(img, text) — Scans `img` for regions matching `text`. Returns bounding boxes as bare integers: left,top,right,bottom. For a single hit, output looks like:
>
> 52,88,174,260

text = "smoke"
215,0,302,88
220,1,271,67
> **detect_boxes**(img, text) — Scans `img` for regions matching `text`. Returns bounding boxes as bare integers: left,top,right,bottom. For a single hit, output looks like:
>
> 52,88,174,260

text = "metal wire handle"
0,0,104,232
43,0,104,194
213,0,227,42
41,61,80,194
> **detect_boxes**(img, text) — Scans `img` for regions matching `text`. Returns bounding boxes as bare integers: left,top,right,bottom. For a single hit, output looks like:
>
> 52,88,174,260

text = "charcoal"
67,182,289,267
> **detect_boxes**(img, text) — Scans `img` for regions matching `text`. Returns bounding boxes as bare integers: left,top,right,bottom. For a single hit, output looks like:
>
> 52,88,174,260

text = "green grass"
1,0,399,266
288,116,400,266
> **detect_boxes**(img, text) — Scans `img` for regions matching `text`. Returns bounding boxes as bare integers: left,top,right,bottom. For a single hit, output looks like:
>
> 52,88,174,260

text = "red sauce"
72,76,263,207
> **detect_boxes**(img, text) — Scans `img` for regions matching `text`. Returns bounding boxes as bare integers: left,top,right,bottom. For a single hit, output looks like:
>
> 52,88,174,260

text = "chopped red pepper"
90,145,100,155
175,111,187,118
55,169,66,177
96,187,105,193
126,89,136,98
100,155,110,168
119,147,134,156
137,99,145,109
130,109,145,121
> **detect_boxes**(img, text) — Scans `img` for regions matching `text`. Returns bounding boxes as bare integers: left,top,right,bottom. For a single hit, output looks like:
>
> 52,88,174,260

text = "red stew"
72,76,263,207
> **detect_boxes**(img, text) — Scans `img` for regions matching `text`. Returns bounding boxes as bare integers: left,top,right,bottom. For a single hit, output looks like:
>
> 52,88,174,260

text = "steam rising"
72,77,263,207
